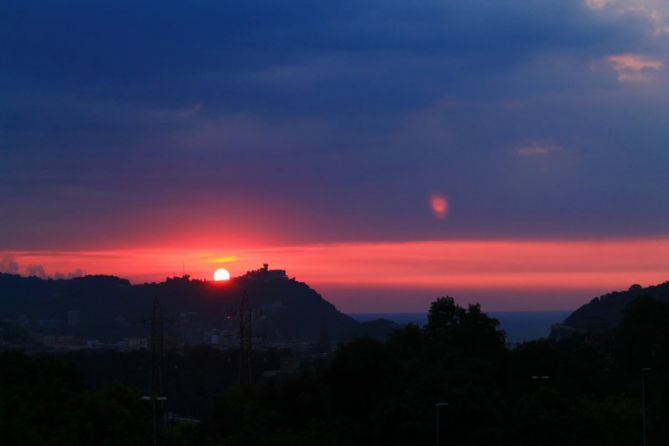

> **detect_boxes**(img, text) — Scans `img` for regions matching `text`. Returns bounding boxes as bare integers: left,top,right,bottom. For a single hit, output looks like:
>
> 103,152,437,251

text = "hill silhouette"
0,265,396,344
552,281,669,337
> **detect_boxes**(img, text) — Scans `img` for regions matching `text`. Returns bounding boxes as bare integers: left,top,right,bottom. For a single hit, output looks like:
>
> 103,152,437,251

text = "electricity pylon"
142,296,167,446
238,289,253,386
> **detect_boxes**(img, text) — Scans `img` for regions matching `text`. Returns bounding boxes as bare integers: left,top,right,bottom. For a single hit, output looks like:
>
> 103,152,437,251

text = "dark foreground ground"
2,295,669,446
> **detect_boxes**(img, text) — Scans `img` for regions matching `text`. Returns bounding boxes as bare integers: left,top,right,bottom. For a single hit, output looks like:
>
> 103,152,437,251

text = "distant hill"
551,281,669,338
0,265,397,344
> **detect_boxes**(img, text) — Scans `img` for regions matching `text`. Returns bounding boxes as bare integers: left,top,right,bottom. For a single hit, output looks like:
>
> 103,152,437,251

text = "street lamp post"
436,402,448,446
530,375,550,381
641,368,651,446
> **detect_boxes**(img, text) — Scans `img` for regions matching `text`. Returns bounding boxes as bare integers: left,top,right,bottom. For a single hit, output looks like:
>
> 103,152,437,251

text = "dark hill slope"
0,269,395,343
552,281,669,337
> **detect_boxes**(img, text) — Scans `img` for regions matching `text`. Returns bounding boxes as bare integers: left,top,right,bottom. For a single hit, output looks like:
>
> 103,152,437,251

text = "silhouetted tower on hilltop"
143,296,167,446
239,289,253,386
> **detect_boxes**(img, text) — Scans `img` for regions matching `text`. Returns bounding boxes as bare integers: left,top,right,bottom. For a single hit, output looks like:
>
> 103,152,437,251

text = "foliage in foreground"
3,295,669,445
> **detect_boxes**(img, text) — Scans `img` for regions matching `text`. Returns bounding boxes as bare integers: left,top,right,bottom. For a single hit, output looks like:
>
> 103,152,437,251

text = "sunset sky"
2,0,669,312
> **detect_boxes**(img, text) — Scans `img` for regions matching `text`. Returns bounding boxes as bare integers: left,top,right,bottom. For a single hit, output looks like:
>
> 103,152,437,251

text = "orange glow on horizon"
3,237,669,310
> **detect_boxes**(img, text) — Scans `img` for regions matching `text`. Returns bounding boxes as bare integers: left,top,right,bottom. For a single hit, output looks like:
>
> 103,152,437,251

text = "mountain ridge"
551,281,669,337
0,266,397,344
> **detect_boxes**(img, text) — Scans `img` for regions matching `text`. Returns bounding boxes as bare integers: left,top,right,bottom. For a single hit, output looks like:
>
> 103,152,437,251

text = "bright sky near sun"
2,0,669,311
4,237,669,312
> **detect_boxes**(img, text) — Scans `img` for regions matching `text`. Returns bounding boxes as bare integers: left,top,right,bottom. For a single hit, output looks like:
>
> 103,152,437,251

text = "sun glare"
213,268,231,281
430,193,449,219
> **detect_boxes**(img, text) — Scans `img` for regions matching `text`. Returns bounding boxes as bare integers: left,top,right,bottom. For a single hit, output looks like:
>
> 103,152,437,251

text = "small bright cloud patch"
430,194,450,220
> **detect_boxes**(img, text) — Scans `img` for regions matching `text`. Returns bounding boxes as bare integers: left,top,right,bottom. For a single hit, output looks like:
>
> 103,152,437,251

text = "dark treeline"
3,295,669,445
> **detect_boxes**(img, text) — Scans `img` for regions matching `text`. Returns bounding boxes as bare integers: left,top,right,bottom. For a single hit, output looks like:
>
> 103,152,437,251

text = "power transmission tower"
238,289,253,386
319,317,330,355
142,296,167,446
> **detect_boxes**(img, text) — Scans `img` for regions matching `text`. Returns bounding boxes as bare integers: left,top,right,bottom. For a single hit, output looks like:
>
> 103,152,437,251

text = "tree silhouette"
426,296,506,359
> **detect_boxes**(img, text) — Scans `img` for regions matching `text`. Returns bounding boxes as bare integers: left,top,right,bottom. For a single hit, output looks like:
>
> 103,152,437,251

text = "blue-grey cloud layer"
1,0,668,248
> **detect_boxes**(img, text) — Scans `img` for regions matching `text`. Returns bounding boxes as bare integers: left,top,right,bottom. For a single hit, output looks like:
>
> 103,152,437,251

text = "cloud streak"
516,144,561,157
607,53,664,81
585,0,669,36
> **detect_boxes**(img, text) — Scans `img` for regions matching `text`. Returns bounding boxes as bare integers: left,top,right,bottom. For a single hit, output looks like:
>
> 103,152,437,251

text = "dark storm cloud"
1,0,668,248
1,0,643,108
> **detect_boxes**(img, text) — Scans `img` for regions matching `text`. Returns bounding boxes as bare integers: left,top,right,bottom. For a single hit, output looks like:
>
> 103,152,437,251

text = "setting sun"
213,268,231,281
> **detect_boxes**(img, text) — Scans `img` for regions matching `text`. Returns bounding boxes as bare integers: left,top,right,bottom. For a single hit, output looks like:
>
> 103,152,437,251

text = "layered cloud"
607,53,664,81
1,0,669,251
585,0,669,35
